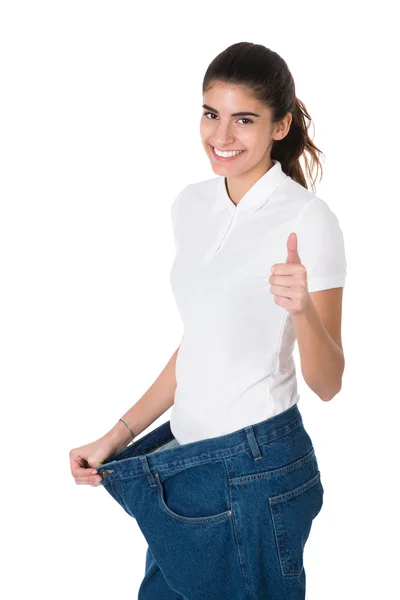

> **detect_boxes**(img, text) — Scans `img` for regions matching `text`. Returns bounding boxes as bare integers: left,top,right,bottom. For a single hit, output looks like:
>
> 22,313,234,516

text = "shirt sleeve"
294,197,347,292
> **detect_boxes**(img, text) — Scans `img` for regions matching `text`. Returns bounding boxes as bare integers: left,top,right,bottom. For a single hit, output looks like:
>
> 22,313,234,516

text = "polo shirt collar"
212,159,288,214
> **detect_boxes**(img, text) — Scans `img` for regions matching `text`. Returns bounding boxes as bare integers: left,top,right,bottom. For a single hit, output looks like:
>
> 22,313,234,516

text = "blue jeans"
95,404,324,599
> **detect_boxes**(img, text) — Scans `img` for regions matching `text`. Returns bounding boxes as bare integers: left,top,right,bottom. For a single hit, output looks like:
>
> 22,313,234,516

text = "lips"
210,144,245,161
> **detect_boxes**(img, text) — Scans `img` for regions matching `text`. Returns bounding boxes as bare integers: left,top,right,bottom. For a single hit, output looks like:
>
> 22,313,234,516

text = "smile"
210,145,245,161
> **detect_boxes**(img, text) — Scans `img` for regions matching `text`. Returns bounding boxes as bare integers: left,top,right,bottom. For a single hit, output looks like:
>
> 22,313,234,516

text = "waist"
94,403,303,487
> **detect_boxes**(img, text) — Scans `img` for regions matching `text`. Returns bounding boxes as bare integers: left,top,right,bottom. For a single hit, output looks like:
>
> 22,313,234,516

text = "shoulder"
289,186,346,265
283,181,347,291
171,176,219,216
283,177,342,229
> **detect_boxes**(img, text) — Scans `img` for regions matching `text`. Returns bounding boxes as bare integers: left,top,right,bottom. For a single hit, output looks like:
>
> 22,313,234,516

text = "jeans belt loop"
139,455,158,487
244,425,263,461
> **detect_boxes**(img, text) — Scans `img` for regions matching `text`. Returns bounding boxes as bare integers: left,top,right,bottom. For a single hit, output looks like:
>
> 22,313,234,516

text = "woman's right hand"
69,437,122,487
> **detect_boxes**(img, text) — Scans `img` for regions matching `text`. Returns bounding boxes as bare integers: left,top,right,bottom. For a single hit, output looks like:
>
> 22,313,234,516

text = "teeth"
213,147,244,158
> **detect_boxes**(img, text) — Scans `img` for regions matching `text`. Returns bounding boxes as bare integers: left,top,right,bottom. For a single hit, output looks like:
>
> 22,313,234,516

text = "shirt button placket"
209,208,238,258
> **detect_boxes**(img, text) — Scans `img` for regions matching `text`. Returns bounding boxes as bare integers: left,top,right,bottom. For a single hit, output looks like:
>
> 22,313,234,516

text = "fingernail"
91,470,97,475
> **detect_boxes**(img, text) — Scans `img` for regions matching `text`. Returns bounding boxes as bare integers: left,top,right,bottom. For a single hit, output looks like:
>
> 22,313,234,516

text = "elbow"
320,361,345,402
320,382,342,402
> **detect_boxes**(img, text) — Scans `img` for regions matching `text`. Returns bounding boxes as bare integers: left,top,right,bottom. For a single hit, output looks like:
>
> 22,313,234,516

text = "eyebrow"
202,104,261,118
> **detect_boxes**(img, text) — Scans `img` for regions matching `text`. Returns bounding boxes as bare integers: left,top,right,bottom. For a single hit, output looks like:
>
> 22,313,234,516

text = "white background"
1,1,398,598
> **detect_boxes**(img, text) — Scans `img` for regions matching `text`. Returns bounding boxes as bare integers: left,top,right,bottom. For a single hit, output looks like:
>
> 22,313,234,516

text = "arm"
101,345,180,454
291,288,345,401
288,197,347,401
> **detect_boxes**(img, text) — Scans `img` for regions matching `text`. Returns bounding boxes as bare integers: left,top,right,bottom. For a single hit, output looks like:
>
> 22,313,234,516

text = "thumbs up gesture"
269,233,310,315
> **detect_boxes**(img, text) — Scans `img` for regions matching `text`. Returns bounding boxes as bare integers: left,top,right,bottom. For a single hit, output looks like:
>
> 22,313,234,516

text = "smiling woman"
78,41,347,600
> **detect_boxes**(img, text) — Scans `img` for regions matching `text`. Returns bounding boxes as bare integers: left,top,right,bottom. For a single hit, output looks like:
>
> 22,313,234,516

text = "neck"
225,158,274,206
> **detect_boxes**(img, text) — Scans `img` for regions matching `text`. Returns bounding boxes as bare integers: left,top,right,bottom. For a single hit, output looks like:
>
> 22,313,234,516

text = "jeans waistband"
95,404,303,486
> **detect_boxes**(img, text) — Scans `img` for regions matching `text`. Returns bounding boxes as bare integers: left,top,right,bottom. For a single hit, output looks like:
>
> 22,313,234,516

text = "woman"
70,42,346,599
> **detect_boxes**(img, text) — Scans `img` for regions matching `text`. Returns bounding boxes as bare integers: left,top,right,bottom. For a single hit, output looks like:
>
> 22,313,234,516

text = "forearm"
102,345,180,453
291,298,344,401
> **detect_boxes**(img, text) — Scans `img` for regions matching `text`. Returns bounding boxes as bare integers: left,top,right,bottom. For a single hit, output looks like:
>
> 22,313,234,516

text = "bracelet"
119,418,135,441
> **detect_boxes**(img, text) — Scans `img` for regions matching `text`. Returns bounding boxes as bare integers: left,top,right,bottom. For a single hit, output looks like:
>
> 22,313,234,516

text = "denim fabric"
95,404,324,600
147,437,181,454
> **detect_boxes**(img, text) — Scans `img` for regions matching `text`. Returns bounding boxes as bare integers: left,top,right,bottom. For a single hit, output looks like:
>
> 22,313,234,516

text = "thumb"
286,232,301,264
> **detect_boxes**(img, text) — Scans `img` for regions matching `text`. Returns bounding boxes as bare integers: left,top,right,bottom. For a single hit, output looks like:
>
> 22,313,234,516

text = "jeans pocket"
154,460,232,524
269,470,324,576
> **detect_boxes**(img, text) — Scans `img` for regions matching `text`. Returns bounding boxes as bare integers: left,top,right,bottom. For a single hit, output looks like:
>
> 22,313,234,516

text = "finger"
271,264,299,275
70,452,103,474
269,275,291,287
271,286,293,299
75,481,100,487
72,465,99,478
75,474,103,486
286,232,301,265
70,454,89,476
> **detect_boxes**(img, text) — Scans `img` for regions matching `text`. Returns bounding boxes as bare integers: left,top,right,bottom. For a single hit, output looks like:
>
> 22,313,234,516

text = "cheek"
252,139,270,153
243,129,270,151
199,120,214,140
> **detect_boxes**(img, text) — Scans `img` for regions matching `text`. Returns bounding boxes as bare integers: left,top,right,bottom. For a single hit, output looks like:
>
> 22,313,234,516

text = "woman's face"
200,81,290,177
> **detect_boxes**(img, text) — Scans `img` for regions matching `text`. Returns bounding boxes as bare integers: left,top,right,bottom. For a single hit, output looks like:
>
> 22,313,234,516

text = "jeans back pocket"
269,470,324,576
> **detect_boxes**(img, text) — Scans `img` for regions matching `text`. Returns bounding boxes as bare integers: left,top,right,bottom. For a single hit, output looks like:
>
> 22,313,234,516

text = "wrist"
103,420,133,454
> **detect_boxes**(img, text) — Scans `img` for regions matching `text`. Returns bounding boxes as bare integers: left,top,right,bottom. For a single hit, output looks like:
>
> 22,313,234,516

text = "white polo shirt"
169,159,347,444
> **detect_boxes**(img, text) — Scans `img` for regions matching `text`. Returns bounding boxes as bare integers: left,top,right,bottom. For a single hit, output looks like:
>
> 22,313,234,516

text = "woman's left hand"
269,232,311,316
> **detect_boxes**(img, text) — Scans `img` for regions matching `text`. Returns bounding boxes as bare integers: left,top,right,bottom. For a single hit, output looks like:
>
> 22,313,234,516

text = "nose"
214,122,235,147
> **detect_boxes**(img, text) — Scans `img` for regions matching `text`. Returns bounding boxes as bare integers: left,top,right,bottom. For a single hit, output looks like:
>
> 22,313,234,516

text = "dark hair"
202,42,325,193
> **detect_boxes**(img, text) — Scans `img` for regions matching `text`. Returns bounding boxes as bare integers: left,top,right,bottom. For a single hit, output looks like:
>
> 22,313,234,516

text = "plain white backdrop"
1,1,399,598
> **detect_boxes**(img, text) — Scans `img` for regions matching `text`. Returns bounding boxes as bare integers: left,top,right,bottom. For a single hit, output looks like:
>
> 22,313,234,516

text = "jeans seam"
268,470,321,504
224,456,251,599
230,448,316,485
100,416,304,486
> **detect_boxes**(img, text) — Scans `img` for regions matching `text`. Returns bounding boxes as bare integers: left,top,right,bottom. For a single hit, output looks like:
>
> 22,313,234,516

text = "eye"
203,111,217,120
202,112,253,125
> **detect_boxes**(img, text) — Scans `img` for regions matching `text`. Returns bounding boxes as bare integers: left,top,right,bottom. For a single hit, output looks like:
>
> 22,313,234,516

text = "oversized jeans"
95,404,324,599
